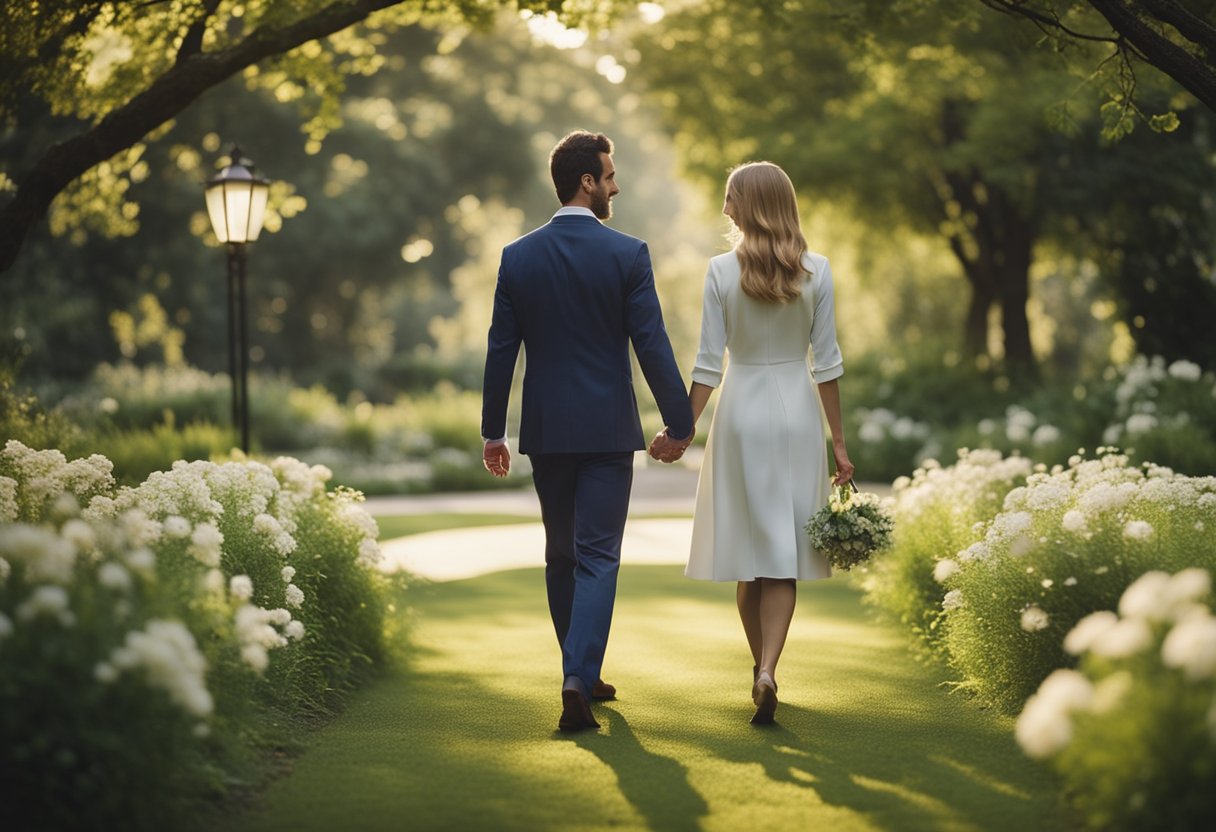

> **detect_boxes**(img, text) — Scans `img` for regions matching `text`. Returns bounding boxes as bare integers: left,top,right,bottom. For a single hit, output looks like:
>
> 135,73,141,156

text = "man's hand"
483,440,511,477
648,428,694,464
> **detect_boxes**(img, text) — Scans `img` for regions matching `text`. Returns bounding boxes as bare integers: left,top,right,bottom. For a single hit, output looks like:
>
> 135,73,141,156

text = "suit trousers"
529,451,634,692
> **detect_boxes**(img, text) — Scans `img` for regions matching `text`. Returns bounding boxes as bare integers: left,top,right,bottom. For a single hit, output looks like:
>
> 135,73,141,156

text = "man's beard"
591,189,612,220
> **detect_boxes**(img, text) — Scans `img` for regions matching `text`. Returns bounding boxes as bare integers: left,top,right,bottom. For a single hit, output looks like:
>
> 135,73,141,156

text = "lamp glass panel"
247,183,270,241
205,184,230,243
224,184,254,244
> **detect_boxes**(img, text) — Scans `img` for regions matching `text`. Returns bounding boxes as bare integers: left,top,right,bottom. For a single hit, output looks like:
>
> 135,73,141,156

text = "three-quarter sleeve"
691,261,726,388
809,258,844,383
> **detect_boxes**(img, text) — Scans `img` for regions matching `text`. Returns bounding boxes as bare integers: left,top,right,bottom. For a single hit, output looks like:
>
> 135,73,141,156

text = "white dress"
685,250,844,582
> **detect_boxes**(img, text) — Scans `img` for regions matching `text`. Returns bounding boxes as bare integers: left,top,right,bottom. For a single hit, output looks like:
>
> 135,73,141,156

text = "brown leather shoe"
591,679,616,701
558,688,600,732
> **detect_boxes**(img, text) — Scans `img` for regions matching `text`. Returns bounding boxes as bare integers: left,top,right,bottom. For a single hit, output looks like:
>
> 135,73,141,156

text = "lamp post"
205,146,270,454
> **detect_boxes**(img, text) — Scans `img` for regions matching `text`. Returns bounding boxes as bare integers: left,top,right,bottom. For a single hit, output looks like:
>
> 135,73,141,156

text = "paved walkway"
370,458,892,582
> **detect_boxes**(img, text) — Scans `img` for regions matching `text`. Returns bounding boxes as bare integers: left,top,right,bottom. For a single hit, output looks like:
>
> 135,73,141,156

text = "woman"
651,162,853,725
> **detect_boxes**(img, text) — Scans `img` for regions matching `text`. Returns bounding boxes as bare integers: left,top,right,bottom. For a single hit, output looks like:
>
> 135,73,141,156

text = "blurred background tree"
630,0,1216,379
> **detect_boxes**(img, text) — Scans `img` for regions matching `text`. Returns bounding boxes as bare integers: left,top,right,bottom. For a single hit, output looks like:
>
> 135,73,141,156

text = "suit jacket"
481,212,694,456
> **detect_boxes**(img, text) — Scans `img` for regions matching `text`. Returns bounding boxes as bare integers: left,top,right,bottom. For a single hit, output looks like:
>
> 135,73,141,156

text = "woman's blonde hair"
725,162,809,303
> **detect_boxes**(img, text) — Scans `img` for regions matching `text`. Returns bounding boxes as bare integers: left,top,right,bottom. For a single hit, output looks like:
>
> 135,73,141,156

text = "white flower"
268,608,291,626
1061,510,1088,535
16,584,73,625
98,562,132,592
1090,671,1132,715
1163,568,1211,611
1032,425,1061,446
0,524,77,584
933,558,959,583
1122,520,1154,542
187,522,223,567
125,547,155,573
281,566,296,583
0,556,10,583
1125,413,1158,435
285,620,305,641
1016,669,1094,759
357,537,381,568
1021,605,1050,632
1119,571,1171,619
0,475,17,523
94,661,119,683
230,575,254,601
1064,576,1077,586
942,589,965,610
1089,617,1154,659
1161,611,1216,680
60,519,96,554
241,644,269,672
163,515,191,539
284,583,304,609
203,568,225,594
1168,359,1202,382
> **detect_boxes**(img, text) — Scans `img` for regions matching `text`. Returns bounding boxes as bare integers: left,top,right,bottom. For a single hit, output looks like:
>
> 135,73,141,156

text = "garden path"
232,469,1059,832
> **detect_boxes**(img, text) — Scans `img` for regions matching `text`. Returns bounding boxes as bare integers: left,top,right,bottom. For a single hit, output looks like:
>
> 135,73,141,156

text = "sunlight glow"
521,11,588,50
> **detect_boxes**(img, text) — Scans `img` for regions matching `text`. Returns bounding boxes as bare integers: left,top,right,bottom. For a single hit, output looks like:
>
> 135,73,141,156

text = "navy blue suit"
481,210,694,692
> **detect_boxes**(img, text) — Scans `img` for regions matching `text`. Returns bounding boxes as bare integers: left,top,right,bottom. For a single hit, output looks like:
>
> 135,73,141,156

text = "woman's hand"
831,443,854,486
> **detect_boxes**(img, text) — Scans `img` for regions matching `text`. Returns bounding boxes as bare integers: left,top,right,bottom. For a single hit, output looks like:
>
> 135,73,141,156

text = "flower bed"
0,440,390,829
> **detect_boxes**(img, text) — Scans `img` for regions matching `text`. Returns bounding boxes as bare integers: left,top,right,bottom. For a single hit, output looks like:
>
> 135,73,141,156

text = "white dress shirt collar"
552,206,598,219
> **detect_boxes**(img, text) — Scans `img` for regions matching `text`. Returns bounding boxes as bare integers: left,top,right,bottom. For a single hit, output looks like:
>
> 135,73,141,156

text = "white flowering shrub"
861,449,1033,649
1015,569,1216,830
939,449,1216,711
0,442,388,827
847,406,939,482
1099,356,1216,475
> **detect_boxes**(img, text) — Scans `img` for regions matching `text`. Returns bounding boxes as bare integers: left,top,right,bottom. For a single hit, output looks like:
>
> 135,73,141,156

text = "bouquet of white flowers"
805,482,895,571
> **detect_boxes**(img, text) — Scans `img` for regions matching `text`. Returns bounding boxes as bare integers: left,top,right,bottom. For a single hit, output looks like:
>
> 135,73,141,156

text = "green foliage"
861,449,1032,651
1016,570,1216,830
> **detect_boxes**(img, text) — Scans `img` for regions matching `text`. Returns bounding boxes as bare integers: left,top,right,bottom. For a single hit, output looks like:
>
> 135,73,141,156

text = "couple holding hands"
481,131,853,731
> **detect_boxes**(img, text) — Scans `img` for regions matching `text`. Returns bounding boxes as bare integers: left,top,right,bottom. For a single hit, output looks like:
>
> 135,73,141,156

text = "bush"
97,419,236,485
861,449,1032,651
939,449,1216,712
1015,569,1216,831
0,441,389,829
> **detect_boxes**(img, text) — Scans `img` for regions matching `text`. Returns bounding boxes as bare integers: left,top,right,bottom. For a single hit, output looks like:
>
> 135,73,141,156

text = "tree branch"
176,0,223,66
979,0,1121,43
1136,0,1216,56
0,0,405,273
1087,0,1216,110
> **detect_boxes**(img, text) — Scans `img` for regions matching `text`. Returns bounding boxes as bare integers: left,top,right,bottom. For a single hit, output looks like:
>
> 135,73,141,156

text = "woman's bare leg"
736,581,763,670
757,578,796,680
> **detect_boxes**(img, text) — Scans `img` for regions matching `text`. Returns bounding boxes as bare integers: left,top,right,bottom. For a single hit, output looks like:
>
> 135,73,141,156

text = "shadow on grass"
566,706,709,832
235,565,1062,832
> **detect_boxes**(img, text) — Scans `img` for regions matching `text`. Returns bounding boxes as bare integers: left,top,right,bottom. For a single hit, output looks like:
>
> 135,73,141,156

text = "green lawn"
232,566,1063,832
375,513,539,540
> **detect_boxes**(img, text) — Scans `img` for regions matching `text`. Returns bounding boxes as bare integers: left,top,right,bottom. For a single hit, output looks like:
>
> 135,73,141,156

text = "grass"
231,566,1063,832
374,513,540,541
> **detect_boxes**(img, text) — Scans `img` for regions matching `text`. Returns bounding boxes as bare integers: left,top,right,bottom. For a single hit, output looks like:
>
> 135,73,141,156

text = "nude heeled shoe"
751,671,778,725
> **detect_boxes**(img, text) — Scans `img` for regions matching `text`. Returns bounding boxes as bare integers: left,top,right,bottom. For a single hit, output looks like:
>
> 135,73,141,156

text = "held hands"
831,443,855,486
483,441,511,478
648,427,694,464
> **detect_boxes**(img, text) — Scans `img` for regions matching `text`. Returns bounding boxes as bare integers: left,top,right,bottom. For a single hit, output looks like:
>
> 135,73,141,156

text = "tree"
980,1,1216,128
0,0,621,274
633,0,1215,375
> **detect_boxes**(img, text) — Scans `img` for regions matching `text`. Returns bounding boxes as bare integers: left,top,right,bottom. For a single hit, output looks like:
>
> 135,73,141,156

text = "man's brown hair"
549,131,613,204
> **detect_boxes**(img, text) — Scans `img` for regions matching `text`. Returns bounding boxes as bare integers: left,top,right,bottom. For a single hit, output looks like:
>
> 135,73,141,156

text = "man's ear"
580,173,595,192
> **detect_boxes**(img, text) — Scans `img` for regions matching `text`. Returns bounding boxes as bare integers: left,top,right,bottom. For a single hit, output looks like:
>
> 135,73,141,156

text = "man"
481,130,694,732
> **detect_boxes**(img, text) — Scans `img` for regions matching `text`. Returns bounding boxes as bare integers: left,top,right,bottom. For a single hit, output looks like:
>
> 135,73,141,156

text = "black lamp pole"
206,145,270,455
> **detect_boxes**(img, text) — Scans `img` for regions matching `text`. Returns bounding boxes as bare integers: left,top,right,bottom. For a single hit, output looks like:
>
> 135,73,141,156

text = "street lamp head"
205,145,271,244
